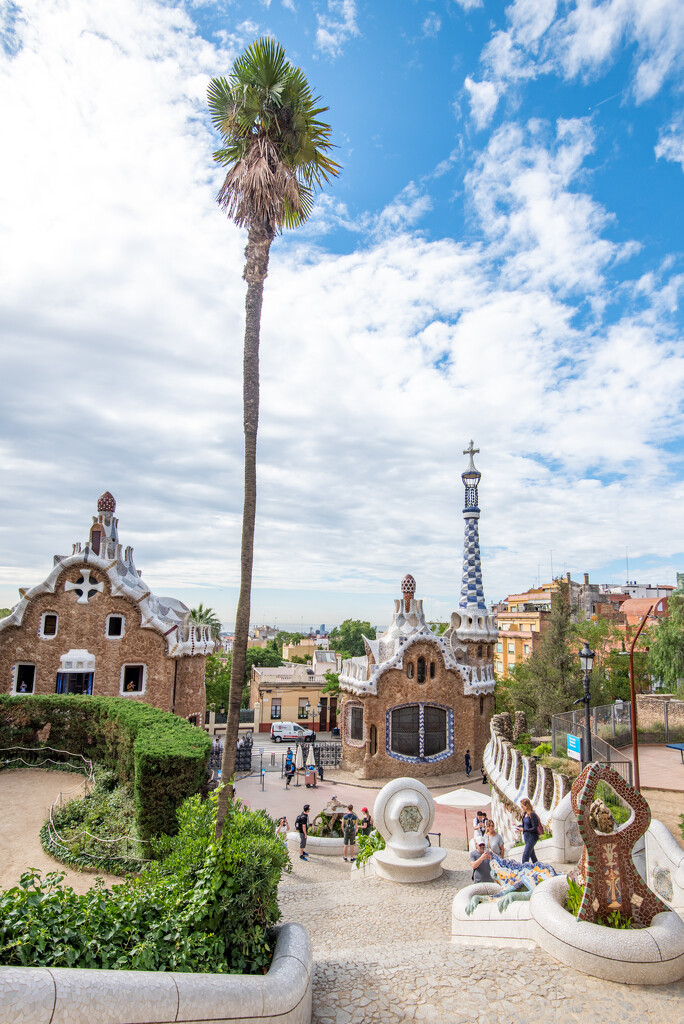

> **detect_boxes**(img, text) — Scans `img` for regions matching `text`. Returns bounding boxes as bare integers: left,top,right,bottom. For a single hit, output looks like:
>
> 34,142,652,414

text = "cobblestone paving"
279,847,684,1024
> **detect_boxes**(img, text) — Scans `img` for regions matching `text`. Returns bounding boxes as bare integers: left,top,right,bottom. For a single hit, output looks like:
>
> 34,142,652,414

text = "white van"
270,721,316,743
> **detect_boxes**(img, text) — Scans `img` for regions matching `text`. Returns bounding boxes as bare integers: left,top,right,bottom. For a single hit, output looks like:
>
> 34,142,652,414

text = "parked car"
270,721,316,743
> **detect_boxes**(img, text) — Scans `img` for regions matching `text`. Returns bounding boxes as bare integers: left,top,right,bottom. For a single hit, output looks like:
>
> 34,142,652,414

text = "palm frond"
207,36,340,232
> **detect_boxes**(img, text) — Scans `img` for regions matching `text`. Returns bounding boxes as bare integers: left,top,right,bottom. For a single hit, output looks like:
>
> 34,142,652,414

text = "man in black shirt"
295,804,310,860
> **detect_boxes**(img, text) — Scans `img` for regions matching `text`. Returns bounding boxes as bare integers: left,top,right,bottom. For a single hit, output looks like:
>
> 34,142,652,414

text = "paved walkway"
618,743,684,791
279,849,684,1024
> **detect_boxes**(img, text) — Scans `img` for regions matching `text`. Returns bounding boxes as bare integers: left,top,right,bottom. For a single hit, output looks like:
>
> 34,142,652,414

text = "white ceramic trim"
0,922,312,1024
286,833,345,857
530,875,684,984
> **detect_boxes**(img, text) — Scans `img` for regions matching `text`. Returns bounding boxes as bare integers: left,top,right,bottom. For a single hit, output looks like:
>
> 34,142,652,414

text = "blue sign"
566,733,582,761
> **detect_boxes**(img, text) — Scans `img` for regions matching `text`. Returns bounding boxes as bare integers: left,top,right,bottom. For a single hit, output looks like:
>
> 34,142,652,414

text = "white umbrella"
434,787,491,846
305,743,316,768
293,743,304,786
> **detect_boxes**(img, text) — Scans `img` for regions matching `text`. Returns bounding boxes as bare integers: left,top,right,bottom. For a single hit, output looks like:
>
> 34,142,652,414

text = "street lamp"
575,642,595,765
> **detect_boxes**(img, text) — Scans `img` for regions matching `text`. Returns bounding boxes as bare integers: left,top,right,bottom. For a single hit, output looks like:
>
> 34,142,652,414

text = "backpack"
536,815,545,837
295,813,307,833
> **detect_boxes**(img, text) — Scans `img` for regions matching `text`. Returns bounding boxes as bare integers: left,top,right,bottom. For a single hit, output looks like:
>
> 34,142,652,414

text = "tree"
500,580,583,730
0,608,11,619
321,670,340,696
207,38,339,832
648,592,684,694
189,604,222,642
205,653,232,709
328,620,372,658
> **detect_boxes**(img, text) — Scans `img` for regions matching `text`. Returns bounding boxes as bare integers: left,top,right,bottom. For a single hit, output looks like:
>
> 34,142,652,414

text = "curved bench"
530,876,684,985
286,832,345,857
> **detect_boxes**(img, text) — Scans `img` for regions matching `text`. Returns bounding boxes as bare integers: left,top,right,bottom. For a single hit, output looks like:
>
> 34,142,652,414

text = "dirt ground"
0,769,119,894
643,787,684,850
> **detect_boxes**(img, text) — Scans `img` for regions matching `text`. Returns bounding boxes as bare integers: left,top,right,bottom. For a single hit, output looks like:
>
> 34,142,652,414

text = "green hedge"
0,695,211,840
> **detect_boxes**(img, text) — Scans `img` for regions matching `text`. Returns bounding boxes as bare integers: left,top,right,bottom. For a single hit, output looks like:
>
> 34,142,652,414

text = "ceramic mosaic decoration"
570,762,670,927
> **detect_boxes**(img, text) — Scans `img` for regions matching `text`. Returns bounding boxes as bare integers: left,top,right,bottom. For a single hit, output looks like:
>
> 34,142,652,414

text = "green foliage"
647,592,684,690
308,812,342,838
41,773,147,875
0,608,11,619
595,781,630,826
598,910,633,929
429,622,448,635
0,695,210,840
1,792,290,973
205,653,232,709
679,813,684,843
321,671,340,695
208,37,340,231
532,742,553,758
513,732,534,756
566,877,583,916
189,604,222,641
328,620,372,658
354,830,385,869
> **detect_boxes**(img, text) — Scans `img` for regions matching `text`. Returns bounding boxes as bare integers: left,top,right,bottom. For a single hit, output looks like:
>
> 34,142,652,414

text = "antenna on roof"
626,546,629,583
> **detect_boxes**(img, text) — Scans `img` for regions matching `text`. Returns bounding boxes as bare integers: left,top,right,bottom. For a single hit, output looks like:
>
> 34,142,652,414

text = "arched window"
429,661,435,679
417,657,426,684
477,645,483,658
388,703,452,762
369,724,377,756
407,662,414,679
479,695,484,715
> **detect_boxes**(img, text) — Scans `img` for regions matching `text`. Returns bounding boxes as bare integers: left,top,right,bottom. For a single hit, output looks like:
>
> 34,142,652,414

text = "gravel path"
279,846,684,1024
0,769,119,894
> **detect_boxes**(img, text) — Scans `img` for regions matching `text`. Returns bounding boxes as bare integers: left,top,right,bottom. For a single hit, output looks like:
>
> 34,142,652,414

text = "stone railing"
484,713,574,852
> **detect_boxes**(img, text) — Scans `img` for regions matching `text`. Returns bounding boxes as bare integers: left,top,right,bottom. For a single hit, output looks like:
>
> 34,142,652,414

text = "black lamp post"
576,642,595,765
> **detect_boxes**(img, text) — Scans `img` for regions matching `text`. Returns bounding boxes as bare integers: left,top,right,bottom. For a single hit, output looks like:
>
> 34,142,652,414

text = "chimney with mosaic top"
447,442,497,649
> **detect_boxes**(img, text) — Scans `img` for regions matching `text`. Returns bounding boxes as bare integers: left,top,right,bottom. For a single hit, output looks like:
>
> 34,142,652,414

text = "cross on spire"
463,440,479,458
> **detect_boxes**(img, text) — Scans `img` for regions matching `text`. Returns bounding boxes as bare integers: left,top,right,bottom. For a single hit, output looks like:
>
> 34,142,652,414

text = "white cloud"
1,0,683,622
282,0,296,10
655,117,684,170
463,0,684,127
315,0,359,57
422,12,441,38
464,76,502,129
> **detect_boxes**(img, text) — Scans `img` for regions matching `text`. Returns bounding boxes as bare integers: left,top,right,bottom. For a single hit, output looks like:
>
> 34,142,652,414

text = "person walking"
342,804,358,861
295,804,310,861
519,797,541,864
465,749,472,776
285,747,294,771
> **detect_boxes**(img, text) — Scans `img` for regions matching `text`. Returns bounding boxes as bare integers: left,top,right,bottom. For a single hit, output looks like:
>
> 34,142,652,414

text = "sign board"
566,733,582,761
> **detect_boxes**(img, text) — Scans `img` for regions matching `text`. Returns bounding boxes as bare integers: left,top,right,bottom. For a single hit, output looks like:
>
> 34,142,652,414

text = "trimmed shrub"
0,695,211,839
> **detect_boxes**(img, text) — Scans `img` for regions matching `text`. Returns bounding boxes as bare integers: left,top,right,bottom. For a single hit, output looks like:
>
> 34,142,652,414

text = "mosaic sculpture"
570,761,670,927
465,855,558,915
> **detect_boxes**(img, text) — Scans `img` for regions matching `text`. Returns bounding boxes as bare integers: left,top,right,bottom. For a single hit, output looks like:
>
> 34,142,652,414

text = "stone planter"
286,832,345,857
0,923,312,1024
531,876,684,984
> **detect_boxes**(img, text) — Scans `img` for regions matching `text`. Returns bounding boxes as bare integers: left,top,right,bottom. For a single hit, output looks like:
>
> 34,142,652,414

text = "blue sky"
0,0,683,628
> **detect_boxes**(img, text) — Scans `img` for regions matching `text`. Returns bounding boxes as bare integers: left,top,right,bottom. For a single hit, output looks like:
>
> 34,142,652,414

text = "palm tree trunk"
216,219,273,838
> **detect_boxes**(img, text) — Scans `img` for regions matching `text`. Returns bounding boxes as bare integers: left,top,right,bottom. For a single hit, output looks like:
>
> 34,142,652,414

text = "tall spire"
459,441,485,610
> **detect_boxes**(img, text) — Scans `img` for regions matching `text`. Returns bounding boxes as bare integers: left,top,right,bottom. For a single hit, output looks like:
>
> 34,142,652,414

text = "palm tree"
208,39,339,834
189,604,222,642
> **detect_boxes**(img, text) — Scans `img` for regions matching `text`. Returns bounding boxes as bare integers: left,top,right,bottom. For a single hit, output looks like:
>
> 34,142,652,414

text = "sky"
0,0,683,630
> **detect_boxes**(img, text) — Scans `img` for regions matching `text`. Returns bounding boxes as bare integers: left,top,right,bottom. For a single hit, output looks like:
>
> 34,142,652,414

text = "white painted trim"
39,611,58,639
11,663,36,695
105,613,126,639
119,663,147,696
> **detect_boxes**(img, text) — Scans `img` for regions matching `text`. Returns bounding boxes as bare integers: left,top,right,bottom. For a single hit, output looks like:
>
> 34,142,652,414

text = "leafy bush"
40,772,148,875
308,811,343,837
566,878,632,928
595,781,630,826
532,742,552,758
1,791,290,973
0,695,211,840
354,830,385,868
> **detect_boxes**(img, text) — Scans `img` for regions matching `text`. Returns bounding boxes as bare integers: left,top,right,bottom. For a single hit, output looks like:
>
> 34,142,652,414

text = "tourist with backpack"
295,804,310,861
342,804,358,862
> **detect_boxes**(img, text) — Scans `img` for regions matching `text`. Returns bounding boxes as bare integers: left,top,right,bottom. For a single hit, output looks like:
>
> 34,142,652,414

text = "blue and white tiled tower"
445,442,498,657
459,441,486,610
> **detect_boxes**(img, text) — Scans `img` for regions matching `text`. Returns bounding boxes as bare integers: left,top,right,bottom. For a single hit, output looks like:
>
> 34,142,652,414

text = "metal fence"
209,740,342,779
551,706,633,785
